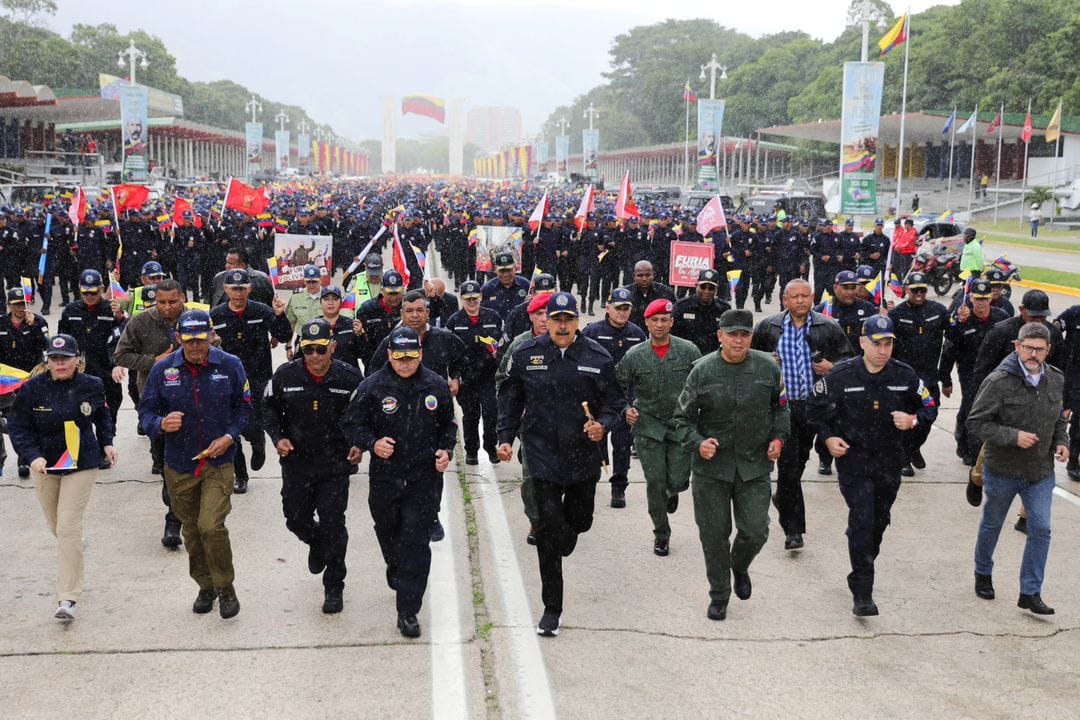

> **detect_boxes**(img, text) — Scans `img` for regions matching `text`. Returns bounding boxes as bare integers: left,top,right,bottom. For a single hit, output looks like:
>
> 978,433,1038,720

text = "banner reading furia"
839,62,885,215
119,84,149,183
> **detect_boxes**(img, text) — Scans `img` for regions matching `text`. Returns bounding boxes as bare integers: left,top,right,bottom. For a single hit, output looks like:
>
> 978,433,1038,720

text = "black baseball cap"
300,318,332,347
1021,289,1051,317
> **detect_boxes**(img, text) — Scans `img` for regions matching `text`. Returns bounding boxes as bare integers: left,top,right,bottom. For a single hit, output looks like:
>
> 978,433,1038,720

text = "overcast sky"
48,0,955,142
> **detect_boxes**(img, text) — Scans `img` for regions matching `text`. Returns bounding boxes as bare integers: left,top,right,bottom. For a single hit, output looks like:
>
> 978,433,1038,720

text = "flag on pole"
341,291,357,311
224,178,271,216
878,15,908,56
528,192,549,232
820,288,834,318
1021,110,1033,143
614,171,640,221
267,256,279,286
727,269,742,297
889,273,905,298
574,185,595,231
867,273,884,305
391,223,412,286
112,184,149,213
0,362,30,395
696,195,728,237
109,278,131,302
986,111,1002,135
172,196,203,228
957,108,978,134
682,81,696,104
20,276,33,304
410,243,427,270
1046,101,1062,143
941,110,956,135
68,186,87,228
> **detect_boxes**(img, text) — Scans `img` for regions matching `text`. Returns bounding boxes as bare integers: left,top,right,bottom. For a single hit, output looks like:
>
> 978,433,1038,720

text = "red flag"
986,112,1002,135
614,171,640,221
391,223,412,286
224,179,271,216
112,184,149,212
1021,112,1033,143
574,185,595,231
68,186,87,228
527,192,549,232
696,195,728,237
172,196,203,228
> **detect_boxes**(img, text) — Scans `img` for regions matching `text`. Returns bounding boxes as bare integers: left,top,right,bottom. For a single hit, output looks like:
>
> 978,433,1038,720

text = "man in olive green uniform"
616,297,700,556
674,309,789,621
284,265,326,335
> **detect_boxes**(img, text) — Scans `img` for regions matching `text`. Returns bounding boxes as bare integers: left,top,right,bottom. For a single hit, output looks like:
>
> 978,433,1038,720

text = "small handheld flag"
727,269,743,296
110,279,131,302
20,277,33,304
267,257,279,286
341,291,357,311
821,288,834,318
47,420,81,471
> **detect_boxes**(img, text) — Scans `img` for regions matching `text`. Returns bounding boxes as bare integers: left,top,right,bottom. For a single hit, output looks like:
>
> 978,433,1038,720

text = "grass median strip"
1018,266,1080,289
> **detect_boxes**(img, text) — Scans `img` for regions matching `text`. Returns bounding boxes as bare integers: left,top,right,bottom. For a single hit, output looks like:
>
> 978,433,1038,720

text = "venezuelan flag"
401,94,446,124
878,15,908,57
110,279,131,302
341,291,357,311
267,256,279,286
0,363,30,395
778,384,788,408
937,209,956,222
242,380,252,403
20,276,33,304
410,243,427,269
274,217,288,233
889,273,904,298
866,273,884,305
821,288,834,318
728,269,742,296
48,421,81,470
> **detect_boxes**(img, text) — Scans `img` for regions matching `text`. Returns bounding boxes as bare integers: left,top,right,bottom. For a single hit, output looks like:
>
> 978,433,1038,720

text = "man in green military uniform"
674,309,789,621
616,297,700,556
284,265,326,337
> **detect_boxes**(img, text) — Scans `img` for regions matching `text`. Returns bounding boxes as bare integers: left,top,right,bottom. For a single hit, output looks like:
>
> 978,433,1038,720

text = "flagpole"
684,80,691,189
110,185,122,281
966,104,978,222
1051,99,1062,229
1020,97,1031,230
893,13,911,218
946,105,957,212
992,102,1004,224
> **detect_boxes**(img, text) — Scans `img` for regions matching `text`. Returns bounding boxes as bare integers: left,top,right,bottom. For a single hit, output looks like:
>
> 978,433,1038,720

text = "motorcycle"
910,242,962,296
986,255,1021,299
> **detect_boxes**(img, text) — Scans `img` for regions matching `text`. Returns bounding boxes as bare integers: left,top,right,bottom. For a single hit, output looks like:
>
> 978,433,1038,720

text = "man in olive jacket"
968,322,1069,616
675,309,790,622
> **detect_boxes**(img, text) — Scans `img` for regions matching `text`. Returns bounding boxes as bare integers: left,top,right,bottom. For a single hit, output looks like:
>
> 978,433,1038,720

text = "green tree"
1,0,56,25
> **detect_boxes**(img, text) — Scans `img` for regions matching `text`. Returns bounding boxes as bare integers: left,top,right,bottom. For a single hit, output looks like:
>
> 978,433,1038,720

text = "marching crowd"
3,176,1077,637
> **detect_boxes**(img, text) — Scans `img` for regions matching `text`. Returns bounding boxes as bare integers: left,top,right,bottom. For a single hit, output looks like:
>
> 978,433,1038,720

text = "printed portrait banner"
555,134,569,173
274,130,290,172
839,61,885,215
272,233,334,289
669,240,715,288
245,122,263,179
582,128,599,178
537,141,550,172
119,84,149,183
297,133,311,172
696,99,725,190
471,225,524,273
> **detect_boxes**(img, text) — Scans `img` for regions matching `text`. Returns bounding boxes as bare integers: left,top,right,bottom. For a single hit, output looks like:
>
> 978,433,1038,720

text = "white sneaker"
55,601,75,621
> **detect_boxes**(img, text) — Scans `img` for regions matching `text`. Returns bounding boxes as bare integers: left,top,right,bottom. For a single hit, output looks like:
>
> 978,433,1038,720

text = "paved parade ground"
2,277,1079,720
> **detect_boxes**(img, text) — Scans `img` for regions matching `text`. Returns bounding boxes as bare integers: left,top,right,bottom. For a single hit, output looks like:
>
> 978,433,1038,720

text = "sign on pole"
839,62,885,215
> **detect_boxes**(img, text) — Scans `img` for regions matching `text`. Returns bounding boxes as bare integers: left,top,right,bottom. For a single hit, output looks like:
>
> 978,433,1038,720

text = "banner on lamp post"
245,122,263,179
582,129,599,179
297,133,310,173
695,99,725,191
839,61,885,215
119,84,149,183
555,135,569,174
274,130,290,172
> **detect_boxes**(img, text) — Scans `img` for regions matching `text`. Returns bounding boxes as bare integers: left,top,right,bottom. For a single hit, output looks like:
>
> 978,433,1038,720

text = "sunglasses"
390,351,420,360
302,345,329,355
81,290,101,296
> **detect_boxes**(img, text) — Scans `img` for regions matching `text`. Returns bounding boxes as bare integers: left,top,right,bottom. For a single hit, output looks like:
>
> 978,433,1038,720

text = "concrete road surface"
2,272,1078,719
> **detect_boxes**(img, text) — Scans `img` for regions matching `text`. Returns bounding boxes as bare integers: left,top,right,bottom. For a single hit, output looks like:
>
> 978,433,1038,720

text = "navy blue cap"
141,260,164,277
844,218,855,226
494,252,516,270
697,268,721,286
547,291,579,317
46,333,79,357
79,269,103,291
300,318,332,346
302,265,321,281
459,280,482,298
177,309,212,341
969,279,992,297
608,287,633,306
984,268,1007,283
533,273,556,291
855,265,876,283
364,253,383,271
388,326,421,356
382,270,404,292
835,270,859,285
904,272,929,288
862,315,896,342
139,285,157,304
874,218,884,225
6,287,25,303
224,268,251,287
320,285,343,299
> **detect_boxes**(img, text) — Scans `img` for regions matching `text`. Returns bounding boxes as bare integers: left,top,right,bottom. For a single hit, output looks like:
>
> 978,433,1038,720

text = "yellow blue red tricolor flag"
878,15,908,57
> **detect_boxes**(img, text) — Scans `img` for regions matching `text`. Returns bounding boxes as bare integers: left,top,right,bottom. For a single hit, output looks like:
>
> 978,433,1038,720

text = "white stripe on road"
475,455,557,720
430,475,469,720
1054,486,1080,507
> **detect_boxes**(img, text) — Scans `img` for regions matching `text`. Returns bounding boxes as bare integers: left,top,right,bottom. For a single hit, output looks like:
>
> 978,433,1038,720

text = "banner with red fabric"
668,241,715,287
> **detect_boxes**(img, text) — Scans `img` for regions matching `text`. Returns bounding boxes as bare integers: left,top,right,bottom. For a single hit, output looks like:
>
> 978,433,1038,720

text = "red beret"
643,298,674,319
528,292,554,314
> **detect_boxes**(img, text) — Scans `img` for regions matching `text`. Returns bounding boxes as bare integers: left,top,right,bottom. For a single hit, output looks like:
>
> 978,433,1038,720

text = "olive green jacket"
496,330,534,389
673,348,790,482
615,337,701,441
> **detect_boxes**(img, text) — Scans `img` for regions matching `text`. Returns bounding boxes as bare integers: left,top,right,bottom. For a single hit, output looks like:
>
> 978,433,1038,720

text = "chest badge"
425,394,438,411
80,402,92,416
381,396,398,414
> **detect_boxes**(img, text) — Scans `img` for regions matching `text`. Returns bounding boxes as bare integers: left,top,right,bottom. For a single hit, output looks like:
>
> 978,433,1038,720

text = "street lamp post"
582,104,598,177
699,53,728,189
847,0,889,63
556,116,569,181
297,120,310,135
116,38,149,85
583,102,598,130
275,110,289,132
245,96,262,124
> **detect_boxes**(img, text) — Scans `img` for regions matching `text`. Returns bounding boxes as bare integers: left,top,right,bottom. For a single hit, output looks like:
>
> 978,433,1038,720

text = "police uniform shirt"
807,356,939,474
835,232,861,270
888,299,949,380
324,314,364,369
446,307,503,383
672,295,730,356
481,275,531,320
8,371,114,471
860,232,890,269
264,358,364,469
581,318,647,364
58,299,124,378
499,300,532,349
368,325,466,381
209,301,293,382
0,312,49,371
815,298,879,355
354,295,402,368
940,306,1010,381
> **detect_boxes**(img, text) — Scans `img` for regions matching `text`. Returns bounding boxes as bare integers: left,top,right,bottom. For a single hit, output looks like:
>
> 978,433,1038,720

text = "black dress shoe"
900,464,915,477
910,450,926,469
398,614,421,637
1067,460,1080,481
465,454,479,466
966,477,983,507
666,493,679,514
161,516,182,548
18,464,29,478
218,585,240,619
487,450,500,465
853,596,879,616
151,462,163,476
430,518,445,542
784,533,804,550
975,573,995,600
611,485,626,509
817,461,832,476
99,459,112,470
1014,516,1027,534
707,600,727,621
653,538,670,556
233,476,248,494
322,588,343,614
192,587,218,614
308,542,326,574
733,570,752,600
250,443,266,471
1018,593,1054,615
526,523,538,546
137,424,147,436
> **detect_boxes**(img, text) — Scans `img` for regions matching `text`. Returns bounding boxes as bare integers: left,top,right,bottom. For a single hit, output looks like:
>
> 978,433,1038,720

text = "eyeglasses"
302,345,329,355
1018,344,1049,356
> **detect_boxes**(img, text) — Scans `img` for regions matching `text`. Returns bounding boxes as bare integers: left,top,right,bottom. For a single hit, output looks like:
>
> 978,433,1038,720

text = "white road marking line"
1054,486,1080,507
430,476,469,720
475,455,557,720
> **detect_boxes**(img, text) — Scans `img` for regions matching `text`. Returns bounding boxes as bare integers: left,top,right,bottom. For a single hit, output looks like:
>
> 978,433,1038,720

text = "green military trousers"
691,470,771,604
635,432,691,540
